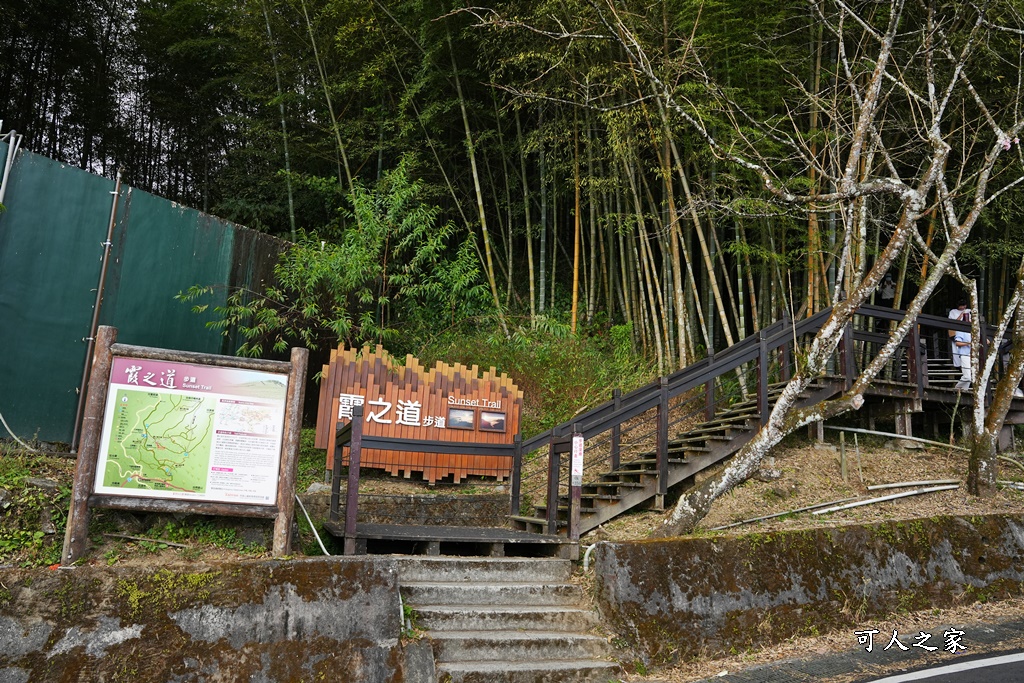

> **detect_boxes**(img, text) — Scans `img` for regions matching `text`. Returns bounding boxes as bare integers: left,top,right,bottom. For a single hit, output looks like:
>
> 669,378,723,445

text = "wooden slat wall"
315,345,522,483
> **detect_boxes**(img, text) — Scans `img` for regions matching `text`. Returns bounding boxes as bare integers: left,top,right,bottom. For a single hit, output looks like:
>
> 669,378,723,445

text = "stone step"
397,557,571,584
429,630,610,662
402,581,583,607
436,659,620,683
412,604,600,632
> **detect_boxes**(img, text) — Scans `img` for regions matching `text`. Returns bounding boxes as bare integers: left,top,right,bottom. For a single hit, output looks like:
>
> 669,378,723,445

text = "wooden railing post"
62,325,117,566
569,426,583,543
610,388,621,472
840,321,855,390
510,434,522,516
781,312,792,382
757,331,769,428
546,440,560,535
705,352,716,421
979,316,989,409
273,346,309,556
908,318,924,395
329,431,343,524
343,405,364,555
657,377,669,503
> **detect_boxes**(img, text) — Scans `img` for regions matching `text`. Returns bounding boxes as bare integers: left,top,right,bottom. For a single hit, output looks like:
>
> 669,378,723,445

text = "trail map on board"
102,390,215,494
94,357,288,504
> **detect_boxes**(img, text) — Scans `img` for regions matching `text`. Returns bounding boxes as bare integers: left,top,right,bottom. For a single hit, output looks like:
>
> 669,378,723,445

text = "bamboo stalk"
812,485,960,515
867,479,960,490
709,497,861,530
104,533,189,549
823,425,968,451
998,455,1024,475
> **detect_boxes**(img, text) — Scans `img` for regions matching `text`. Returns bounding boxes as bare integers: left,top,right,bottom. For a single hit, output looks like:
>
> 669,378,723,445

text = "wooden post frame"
657,377,669,500
62,326,308,565
610,388,621,472
546,440,560,535
509,434,523,516
704,352,716,421
343,406,364,555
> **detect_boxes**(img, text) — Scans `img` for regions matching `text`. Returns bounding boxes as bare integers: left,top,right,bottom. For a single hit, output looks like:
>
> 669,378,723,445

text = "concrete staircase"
397,557,620,683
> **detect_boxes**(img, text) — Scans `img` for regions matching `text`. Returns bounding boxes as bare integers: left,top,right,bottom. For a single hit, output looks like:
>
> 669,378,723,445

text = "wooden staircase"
510,381,841,536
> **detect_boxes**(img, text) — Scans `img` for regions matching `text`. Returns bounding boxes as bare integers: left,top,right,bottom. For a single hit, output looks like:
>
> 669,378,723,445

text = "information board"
93,357,288,505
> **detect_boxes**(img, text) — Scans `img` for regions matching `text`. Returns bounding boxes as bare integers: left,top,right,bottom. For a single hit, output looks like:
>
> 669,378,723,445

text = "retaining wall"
299,492,509,528
0,557,431,682
594,514,1024,663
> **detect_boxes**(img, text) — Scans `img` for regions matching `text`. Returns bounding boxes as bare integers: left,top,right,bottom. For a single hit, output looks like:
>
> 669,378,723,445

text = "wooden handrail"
522,302,997,458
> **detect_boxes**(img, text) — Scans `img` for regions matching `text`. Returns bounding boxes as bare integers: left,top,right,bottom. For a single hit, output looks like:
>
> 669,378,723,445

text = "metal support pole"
0,130,21,204
72,169,123,452
343,406,364,555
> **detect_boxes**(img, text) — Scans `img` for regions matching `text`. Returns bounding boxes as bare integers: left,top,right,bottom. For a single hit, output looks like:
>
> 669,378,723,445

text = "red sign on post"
315,345,523,483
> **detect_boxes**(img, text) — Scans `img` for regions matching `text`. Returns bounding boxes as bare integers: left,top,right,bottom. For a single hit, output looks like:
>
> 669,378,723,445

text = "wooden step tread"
587,481,648,489
618,458,686,467
593,479,647,489
671,435,731,445
667,445,710,454
536,505,598,514
579,493,623,501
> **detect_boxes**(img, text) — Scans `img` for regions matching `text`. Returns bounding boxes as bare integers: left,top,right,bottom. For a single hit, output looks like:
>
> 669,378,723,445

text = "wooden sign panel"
63,326,308,565
315,345,522,483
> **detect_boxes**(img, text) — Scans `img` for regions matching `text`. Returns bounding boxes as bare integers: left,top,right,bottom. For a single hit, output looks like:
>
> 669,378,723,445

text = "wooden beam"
62,325,117,566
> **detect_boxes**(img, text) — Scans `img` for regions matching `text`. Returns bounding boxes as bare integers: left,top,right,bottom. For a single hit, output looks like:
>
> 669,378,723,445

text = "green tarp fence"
0,141,286,444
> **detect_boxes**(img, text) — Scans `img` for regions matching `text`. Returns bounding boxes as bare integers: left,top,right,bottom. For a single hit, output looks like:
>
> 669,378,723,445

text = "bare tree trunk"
968,259,1024,494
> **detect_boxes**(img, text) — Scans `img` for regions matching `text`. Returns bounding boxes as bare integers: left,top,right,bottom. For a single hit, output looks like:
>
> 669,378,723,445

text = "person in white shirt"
948,301,971,389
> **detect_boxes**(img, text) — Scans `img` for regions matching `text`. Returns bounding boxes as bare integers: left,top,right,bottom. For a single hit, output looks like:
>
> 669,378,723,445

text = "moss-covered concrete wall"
594,514,1024,663
300,492,509,528
0,557,418,682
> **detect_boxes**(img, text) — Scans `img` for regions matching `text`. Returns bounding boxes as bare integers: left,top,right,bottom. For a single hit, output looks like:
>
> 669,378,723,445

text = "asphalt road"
859,652,1024,682
686,616,1024,683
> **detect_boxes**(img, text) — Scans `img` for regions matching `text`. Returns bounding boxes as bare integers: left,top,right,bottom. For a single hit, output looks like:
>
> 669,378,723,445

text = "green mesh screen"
0,142,286,443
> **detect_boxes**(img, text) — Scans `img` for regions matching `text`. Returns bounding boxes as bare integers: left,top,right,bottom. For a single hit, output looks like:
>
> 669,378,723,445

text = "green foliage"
180,159,491,356
155,520,265,554
0,454,72,567
420,319,657,436
296,428,326,493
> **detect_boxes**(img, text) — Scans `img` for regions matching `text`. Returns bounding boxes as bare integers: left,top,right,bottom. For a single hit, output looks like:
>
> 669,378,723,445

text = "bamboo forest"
3,0,1024,374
